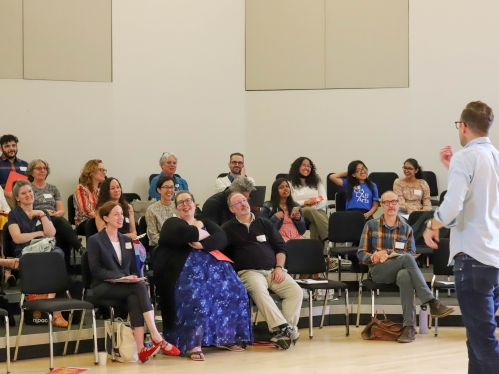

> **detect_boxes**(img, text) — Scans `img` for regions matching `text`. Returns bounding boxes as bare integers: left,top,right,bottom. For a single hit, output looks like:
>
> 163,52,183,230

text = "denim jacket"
260,201,306,235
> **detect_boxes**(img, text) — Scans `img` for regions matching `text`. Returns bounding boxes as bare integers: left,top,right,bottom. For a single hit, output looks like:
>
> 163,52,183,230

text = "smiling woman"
393,158,432,215
145,176,176,246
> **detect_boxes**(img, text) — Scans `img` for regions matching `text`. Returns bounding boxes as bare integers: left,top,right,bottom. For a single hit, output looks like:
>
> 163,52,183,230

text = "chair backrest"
285,239,326,275
328,211,366,243
20,252,69,294
250,186,266,207
80,250,92,289
422,171,438,197
327,173,344,201
85,218,98,240
275,173,289,180
137,216,150,248
149,174,159,184
439,190,447,204
335,191,346,212
2,222,16,258
368,172,398,197
67,194,76,226
123,193,141,203
433,239,453,276
217,173,228,179
407,211,427,226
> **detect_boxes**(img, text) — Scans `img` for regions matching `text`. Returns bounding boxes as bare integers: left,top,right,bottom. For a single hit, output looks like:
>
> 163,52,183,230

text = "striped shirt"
0,154,28,188
357,215,415,263
74,184,99,226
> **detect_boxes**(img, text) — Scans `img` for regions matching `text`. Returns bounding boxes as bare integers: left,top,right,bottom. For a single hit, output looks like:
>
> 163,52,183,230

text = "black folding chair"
334,191,347,212
422,171,439,206
123,193,141,203
275,173,289,180
368,172,398,197
0,308,10,373
327,173,343,211
14,252,98,371
217,173,228,179
67,194,76,226
439,190,447,205
286,239,349,339
85,218,99,240
407,211,434,267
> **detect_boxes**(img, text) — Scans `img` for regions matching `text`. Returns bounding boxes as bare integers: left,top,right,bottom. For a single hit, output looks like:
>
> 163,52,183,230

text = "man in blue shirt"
424,101,499,373
0,134,28,206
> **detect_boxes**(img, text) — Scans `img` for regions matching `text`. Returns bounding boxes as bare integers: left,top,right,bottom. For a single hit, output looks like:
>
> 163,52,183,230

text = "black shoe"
428,299,455,318
270,326,293,350
397,326,415,343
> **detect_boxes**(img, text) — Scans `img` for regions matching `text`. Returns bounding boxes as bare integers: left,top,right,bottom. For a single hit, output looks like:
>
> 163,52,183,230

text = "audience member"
203,177,256,226
0,134,28,207
74,159,106,235
87,201,180,363
0,185,10,238
261,178,305,242
358,190,455,343
393,158,432,214
155,191,252,361
8,180,67,327
149,152,188,200
215,153,255,192
288,157,328,241
95,177,137,239
223,193,301,350
145,176,176,247
28,159,84,270
330,160,379,219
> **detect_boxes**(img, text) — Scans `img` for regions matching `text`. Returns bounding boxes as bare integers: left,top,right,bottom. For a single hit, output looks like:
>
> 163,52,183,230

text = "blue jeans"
453,255,499,374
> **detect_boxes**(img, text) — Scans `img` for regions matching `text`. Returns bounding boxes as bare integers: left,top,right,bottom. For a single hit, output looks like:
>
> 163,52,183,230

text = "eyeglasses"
381,200,399,206
231,161,244,166
176,198,193,206
300,164,312,169
98,168,107,173
161,185,175,189
356,168,367,173
34,167,47,171
455,121,463,129
231,198,248,207
402,166,415,171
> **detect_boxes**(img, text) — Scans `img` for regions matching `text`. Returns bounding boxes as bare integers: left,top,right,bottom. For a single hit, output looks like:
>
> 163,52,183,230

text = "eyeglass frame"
455,121,464,129
176,198,193,207
381,199,399,206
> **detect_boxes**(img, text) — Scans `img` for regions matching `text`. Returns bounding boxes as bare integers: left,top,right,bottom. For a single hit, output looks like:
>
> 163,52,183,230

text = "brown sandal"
52,315,68,328
4,258,19,270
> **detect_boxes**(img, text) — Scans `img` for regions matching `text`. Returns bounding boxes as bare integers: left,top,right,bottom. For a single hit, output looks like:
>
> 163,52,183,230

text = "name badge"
256,235,266,242
413,189,422,196
43,194,52,199
125,242,132,249
35,220,41,226
125,217,130,223
395,242,405,250
19,166,27,171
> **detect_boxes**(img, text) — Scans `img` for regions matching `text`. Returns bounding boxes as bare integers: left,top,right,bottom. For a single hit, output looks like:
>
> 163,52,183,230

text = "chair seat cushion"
24,299,94,313
415,245,433,254
361,279,399,292
433,281,455,290
85,296,127,310
0,308,8,317
329,247,359,256
297,280,348,291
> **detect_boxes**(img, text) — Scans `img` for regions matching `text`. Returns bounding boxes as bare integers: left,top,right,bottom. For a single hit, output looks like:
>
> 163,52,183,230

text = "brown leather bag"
361,312,404,341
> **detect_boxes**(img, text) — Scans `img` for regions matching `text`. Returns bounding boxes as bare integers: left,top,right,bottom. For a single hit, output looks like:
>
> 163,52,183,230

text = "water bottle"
144,333,152,348
419,305,428,334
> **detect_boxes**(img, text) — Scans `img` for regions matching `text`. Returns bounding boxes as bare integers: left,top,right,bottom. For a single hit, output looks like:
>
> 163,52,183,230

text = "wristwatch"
274,265,288,272
426,219,435,231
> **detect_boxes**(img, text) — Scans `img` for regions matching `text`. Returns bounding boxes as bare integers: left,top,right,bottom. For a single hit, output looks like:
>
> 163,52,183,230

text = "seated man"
223,192,302,350
358,190,455,343
215,152,255,193
149,152,188,200
0,134,28,208
203,177,257,226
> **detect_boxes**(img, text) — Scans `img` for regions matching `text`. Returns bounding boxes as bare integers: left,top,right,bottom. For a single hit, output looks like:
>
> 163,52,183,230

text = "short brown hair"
230,152,244,162
174,190,195,207
79,159,103,191
461,101,494,135
98,201,122,220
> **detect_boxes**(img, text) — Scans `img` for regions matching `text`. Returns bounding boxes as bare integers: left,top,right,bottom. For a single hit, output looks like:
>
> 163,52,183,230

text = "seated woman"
288,157,328,241
393,158,432,215
148,152,188,200
145,176,176,247
329,160,379,219
95,177,137,239
28,159,84,270
74,159,106,235
261,178,306,242
155,191,252,361
8,180,67,327
86,201,180,363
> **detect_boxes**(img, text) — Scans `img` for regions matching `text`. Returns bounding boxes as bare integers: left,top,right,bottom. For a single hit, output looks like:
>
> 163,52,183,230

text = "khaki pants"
238,270,302,331
302,207,328,241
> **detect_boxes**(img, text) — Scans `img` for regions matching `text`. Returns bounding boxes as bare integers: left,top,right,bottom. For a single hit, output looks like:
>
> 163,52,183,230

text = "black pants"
99,283,152,328
52,217,82,270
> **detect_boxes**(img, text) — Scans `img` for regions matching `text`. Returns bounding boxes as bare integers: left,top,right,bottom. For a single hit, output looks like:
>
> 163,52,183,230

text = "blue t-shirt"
148,173,189,200
341,178,379,211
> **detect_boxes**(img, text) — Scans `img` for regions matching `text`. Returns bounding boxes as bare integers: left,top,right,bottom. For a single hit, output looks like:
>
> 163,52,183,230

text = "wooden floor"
9,326,470,374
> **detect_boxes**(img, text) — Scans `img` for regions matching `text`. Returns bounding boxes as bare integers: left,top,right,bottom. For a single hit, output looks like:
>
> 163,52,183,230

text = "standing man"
215,153,255,193
424,101,499,373
0,134,28,207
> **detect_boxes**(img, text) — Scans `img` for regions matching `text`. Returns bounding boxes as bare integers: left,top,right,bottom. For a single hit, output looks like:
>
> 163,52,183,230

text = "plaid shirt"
357,215,415,263
0,154,28,188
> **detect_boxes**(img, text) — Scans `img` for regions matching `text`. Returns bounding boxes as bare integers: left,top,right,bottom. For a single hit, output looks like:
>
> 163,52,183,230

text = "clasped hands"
371,250,389,264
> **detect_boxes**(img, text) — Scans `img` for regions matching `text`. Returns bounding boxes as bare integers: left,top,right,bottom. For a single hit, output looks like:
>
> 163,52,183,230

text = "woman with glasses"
145,176,177,246
288,157,328,241
28,159,84,271
95,177,137,239
148,152,189,200
393,158,432,215
154,191,252,361
329,160,379,219
74,159,106,235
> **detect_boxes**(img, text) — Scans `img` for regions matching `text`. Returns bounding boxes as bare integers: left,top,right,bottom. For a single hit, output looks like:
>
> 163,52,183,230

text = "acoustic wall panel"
23,0,112,82
0,0,23,79
246,0,325,90
325,0,408,88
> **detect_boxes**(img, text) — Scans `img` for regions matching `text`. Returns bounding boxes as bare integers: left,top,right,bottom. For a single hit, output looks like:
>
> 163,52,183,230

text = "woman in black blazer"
87,201,180,363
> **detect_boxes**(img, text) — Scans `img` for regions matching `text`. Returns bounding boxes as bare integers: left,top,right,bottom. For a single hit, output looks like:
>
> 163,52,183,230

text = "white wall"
0,0,498,210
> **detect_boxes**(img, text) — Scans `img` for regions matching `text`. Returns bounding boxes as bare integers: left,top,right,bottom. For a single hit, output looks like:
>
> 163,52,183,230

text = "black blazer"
86,229,137,299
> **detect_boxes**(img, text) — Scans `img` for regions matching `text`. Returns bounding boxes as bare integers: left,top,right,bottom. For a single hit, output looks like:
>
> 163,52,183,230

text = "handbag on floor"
361,312,404,341
105,318,138,362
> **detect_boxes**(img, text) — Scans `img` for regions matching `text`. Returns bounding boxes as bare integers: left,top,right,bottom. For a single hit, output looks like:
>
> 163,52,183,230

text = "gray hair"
380,190,397,202
228,177,255,194
12,180,32,206
159,152,178,166
227,192,245,207
27,159,51,179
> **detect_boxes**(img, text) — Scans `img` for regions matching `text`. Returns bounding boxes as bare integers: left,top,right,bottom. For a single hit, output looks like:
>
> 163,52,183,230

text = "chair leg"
5,316,10,374
48,313,54,371
92,309,98,365
13,309,25,361
63,311,74,356
308,290,313,339
371,290,375,317
344,289,350,336
110,307,116,362
74,309,86,354
435,289,439,337
356,286,362,328
320,289,329,329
